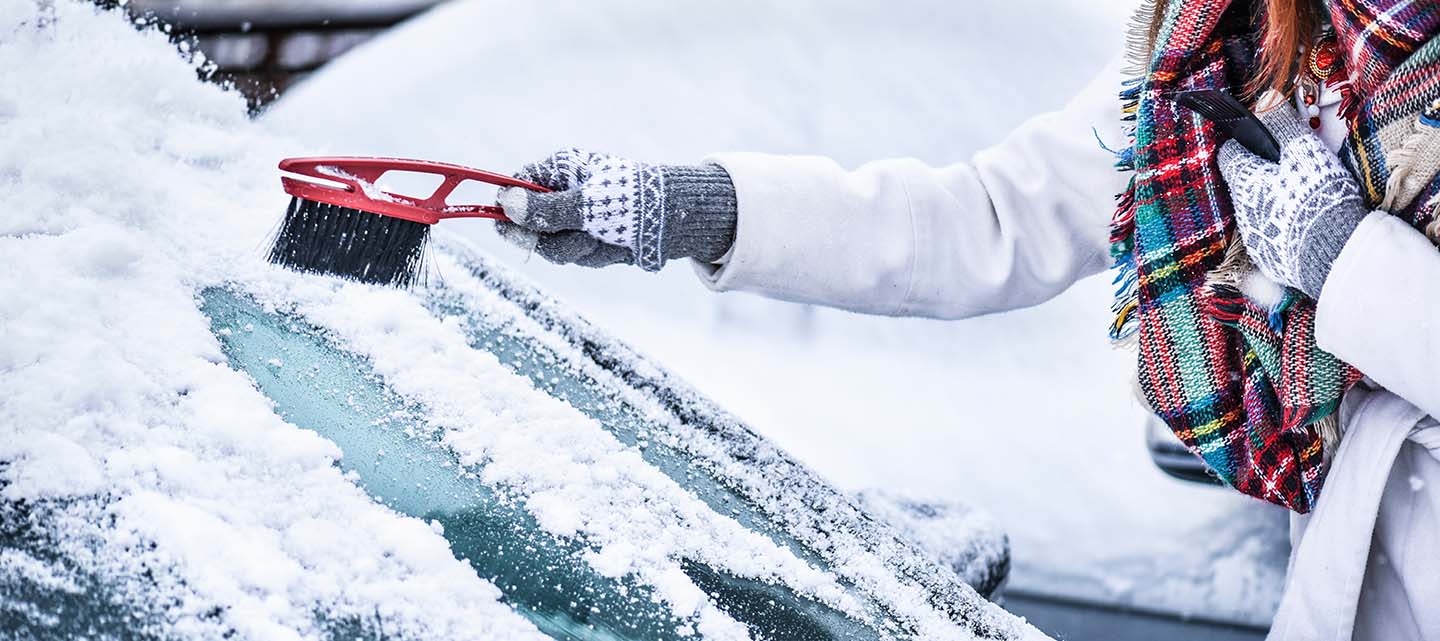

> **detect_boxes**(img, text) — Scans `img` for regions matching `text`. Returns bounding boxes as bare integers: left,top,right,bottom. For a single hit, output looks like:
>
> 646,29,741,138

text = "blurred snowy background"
121,0,1289,634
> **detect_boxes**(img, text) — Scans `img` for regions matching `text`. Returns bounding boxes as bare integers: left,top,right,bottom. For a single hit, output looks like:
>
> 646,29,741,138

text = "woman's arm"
695,57,1129,319
1316,212,1440,418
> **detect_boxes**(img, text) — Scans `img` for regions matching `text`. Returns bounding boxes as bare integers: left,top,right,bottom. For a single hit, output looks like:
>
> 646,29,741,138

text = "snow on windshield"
0,3,1039,639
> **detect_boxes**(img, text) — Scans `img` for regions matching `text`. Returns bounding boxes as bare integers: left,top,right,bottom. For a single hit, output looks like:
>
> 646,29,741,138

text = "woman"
495,1,1440,638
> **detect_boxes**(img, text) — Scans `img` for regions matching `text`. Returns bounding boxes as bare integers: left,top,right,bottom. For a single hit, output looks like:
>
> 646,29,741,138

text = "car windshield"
1,223,1021,639
196,234,1026,639
201,286,869,641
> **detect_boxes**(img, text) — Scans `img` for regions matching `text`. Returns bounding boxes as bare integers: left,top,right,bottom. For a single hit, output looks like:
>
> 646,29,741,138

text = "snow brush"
269,156,548,287
1172,90,1282,162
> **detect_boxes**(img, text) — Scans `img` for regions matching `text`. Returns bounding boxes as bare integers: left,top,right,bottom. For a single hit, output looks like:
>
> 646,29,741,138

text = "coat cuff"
1315,211,1440,420
691,152,817,294
690,152,913,314
1316,212,1387,347
1315,212,1388,339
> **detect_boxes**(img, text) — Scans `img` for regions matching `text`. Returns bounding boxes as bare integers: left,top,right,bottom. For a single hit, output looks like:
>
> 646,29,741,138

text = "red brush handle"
278,156,549,225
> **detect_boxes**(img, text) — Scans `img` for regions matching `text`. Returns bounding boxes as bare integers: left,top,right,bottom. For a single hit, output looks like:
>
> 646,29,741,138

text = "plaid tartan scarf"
1110,0,1440,512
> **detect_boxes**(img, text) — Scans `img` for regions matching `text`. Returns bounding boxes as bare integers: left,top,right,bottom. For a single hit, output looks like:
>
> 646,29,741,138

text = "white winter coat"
695,57,1440,641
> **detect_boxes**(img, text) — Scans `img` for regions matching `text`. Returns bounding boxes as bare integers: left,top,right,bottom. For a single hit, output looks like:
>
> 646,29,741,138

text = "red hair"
1147,0,1322,98
1248,0,1322,98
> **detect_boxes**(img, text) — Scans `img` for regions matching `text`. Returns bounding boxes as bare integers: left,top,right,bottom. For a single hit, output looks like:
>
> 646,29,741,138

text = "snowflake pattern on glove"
1218,108,1369,298
515,149,668,270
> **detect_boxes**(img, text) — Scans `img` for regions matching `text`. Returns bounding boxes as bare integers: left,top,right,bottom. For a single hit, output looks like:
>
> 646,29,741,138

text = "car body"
1146,415,1223,486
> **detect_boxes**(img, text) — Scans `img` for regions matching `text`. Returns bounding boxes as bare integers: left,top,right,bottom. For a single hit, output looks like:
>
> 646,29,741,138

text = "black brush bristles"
267,197,431,287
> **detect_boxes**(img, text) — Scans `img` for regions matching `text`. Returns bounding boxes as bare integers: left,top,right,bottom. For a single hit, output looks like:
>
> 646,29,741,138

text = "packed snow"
0,1,1042,639
268,0,1290,627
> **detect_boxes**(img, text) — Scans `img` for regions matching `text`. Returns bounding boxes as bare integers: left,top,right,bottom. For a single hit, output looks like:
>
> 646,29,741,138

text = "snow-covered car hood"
0,2,1032,639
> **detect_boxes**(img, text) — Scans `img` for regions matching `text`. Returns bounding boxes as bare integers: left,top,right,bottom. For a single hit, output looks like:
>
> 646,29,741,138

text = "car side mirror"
1145,414,1223,485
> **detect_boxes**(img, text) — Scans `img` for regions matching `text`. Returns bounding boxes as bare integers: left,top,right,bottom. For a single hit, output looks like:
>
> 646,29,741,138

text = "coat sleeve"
1316,211,1440,419
692,56,1130,319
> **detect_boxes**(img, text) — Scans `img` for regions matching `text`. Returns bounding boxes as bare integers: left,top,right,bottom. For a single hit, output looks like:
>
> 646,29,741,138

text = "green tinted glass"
202,287,882,641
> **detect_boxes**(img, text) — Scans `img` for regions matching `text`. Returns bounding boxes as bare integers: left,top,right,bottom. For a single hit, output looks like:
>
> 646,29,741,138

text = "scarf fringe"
1202,237,1251,325
1202,239,1295,332
1107,185,1140,342
1107,79,1144,345
1123,0,1161,77
1379,100,1440,212
1316,413,1342,460
1425,187,1440,243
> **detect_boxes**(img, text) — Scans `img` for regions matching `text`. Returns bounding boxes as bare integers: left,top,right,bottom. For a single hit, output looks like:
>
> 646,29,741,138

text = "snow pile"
0,3,1038,639
0,3,547,638
268,0,1288,627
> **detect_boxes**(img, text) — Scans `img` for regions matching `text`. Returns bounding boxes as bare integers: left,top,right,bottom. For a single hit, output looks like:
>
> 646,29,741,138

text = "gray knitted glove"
494,149,737,271
1217,106,1369,300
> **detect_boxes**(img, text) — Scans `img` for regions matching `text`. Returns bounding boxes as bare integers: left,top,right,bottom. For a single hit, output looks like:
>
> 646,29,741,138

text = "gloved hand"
494,148,737,271
1217,106,1370,300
